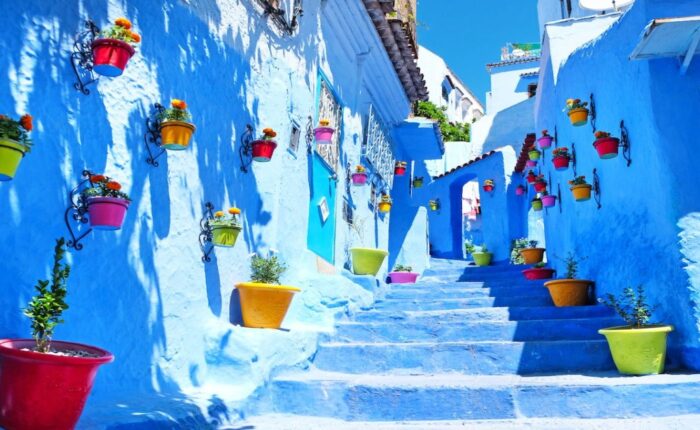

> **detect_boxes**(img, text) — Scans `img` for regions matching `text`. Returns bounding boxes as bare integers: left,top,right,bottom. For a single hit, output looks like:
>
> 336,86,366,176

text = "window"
288,121,301,156
316,76,342,171
528,83,538,98
363,105,396,190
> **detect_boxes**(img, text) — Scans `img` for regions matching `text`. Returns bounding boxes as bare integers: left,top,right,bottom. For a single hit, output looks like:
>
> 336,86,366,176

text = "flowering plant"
594,130,611,139
210,207,242,229
568,176,588,186
541,129,549,137
100,17,141,46
380,193,392,203
261,128,277,140
564,98,588,112
0,113,33,150
552,147,570,159
534,174,546,184
393,264,413,272
395,161,407,167
158,99,191,123
483,179,494,187
318,118,330,127
82,174,131,201
355,165,366,173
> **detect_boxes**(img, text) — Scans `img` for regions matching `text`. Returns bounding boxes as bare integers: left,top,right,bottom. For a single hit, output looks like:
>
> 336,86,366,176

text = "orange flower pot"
544,279,593,307
570,184,592,201
235,282,300,329
160,121,195,150
568,108,589,126
378,202,392,213
520,248,545,264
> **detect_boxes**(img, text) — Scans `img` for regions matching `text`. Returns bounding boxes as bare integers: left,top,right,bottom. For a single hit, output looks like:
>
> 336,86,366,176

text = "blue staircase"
245,259,700,428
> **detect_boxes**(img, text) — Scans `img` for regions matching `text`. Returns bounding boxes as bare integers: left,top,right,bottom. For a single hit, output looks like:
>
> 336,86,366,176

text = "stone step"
262,370,700,421
313,339,615,374
332,317,622,343
353,305,615,323
385,284,550,299
374,295,554,311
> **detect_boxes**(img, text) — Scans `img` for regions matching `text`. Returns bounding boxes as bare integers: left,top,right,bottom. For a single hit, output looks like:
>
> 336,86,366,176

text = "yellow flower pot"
520,248,545,264
570,184,592,201
0,139,27,181
235,282,301,329
160,121,196,150
378,202,392,213
599,325,673,375
544,279,593,307
568,108,589,126
350,247,388,276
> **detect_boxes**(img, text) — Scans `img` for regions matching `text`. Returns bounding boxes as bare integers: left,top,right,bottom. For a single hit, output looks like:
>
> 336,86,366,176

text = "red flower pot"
252,140,277,162
538,136,553,149
483,185,494,192
542,194,557,208
534,181,547,193
0,339,113,430
352,173,367,185
522,268,555,280
525,159,537,168
91,38,135,77
87,196,129,230
552,156,570,171
526,174,536,184
593,137,620,159
515,186,525,196
394,166,406,176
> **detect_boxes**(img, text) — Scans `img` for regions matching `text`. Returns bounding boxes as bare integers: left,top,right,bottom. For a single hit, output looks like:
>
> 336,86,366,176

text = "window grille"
363,105,396,190
316,79,342,171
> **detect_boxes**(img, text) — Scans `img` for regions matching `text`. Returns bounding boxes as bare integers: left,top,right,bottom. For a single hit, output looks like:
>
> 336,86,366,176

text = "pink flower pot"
389,272,419,284
87,196,129,230
552,156,570,171
538,136,553,149
313,127,335,144
91,39,135,77
526,159,537,168
523,268,555,280
351,173,367,185
542,195,557,208
515,186,525,196
593,137,620,159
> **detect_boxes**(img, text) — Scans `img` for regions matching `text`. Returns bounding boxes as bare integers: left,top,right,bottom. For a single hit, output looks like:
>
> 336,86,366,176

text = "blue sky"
418,0,540,105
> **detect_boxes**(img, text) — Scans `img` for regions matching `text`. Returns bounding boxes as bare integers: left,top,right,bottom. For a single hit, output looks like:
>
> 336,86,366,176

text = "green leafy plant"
568,176,588,186
82,174,131,201
0,113,32,150
510,238,538,264
478,245,489,253
598,286,655,328
100,17,141,46
534,262,547,269
158,99,191,123
552,147,571,160
414,100,471,142
393,264,413,272
250,254,287,285
24,238,70,353
563,252,580,279
465,239,476,257
564,98,588,112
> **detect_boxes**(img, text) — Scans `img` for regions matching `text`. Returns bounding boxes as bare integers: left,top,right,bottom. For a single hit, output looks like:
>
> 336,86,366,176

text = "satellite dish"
579,0,634,11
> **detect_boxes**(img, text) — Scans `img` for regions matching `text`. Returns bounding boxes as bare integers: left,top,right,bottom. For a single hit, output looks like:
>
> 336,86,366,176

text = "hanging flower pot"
251,128,278,162
531,198,543,211
83,174,131,230
0,113,32,181
394,161,407,176
210,208,242,247
569,176,592,201
593,131,620,159
533,175,547,193
350,247,388,275
483,179,495,193
389,265,418,284
565,98,589,126
429,199,440,211
551,147,571,171
523,264,555,280
541,194,557,208
159,99,195,150
538,130,553,149
91,18,140,77
515,185,525,196
413,176,424,188
351,165,368,186
528,149,541,161
525,159,537,168
526,171,537,184
378,194,392,213
313,118,335,144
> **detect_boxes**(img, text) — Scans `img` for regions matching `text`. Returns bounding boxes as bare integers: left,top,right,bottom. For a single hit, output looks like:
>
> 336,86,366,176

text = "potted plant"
541,191,557,208
472,245,492,267
538,130,553,149
525,159,537,168
209,207,242,247
349,217,388,276
351,165,368,185
531,196,543,211
92,17,140,77
429,199,440,211
251,128,278,162
83,174,130,230
388,264,419,284
552,147,571,171
378,193,392,213
526,170,537,184
394,161,407,176
465,239,476,261
528,148,541,161
313,118,335,144
483,179,495,192
533,174,547,192
565,98,589,126
598,286,673,375
412,176,424,188
544,253,593,307
515,184,525,196
518,239,545,265
522,262,555,280
157,99,195,150
0,113,32,181
569,176,592,202
235,253,300,329
0,238,113,430
593,130,620,159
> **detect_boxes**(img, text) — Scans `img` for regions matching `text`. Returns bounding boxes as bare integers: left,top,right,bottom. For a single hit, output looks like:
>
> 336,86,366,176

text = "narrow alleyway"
244,259,700,429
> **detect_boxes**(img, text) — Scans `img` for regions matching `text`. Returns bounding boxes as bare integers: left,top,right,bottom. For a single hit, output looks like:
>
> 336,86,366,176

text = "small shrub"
393,264,413,272
250,254,287,285
598,286,655,328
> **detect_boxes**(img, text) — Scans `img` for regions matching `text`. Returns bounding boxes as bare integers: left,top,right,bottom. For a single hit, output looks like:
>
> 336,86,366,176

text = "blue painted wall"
534,0,700,369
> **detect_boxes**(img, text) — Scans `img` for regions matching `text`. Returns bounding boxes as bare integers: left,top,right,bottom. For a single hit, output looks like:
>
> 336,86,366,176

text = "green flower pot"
350,247,388,276
598,325,673,375
211,225,242,247
472,252,492,267
0,139,27,181
528,150,541,161
532,200,543,211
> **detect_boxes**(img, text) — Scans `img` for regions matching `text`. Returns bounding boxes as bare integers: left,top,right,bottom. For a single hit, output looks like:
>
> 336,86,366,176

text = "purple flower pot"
538,136,553,149
351,173,367,186
526,159,537,168
542,195,557,208
313,127,335,144
389,272,419,284
87,197,129,230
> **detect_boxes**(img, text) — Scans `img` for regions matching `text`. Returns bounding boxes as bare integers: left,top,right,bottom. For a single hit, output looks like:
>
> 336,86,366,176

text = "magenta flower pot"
526,159,537,168
593,137,620,159
389,272,419,284
515,186,525,196
542,195,557,208
538,136,553,149
313,127,335,144
87,197,129,230
351,173,367,186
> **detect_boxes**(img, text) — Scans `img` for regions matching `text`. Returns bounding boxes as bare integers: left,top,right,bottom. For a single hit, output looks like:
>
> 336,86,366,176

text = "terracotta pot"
542,194,557,208
538,136,553,149
251,140,277,162
544,279,593,307
522,267,555,280
87,196,129,230
160,121,196,150
91,38,135,77
520,248,545,264
570,184,592,201
534,181,547,193
568,108,589,126
552,156,570,170
236,283,300,329
594,137,620,159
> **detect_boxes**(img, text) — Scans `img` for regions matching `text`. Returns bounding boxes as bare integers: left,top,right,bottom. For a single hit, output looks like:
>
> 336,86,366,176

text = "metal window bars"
316,80,342,171
363,105,396,191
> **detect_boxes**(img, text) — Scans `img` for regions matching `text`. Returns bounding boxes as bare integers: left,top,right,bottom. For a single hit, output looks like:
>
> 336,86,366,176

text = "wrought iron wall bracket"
254,0,303,36
620,120,632,166
589,93,597,132
554,126,559,148
571,142,578,177
144,103,166,167
305,115,314,154
199,202,216,263
557,183,563,214
65,170,97,250
593,168,602,209
238,124,255,173
70,20,100,95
